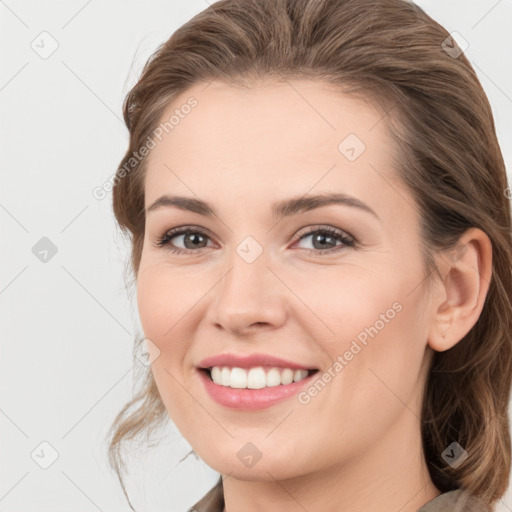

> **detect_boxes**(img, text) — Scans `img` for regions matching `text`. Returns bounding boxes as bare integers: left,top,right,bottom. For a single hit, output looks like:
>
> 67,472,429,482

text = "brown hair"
106,0,512,509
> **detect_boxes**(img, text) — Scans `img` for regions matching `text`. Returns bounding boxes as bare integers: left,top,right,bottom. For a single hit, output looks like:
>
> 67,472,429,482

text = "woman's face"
137,79,437,481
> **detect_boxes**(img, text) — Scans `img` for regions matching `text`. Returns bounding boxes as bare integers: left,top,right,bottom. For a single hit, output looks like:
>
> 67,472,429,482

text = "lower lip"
196,368,317,410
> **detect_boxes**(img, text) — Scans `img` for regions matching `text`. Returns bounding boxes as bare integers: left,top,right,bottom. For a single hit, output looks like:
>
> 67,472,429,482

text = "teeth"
209,366,310,389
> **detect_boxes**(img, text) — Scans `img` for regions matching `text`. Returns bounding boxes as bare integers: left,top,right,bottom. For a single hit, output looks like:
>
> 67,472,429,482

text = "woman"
106,0,512,510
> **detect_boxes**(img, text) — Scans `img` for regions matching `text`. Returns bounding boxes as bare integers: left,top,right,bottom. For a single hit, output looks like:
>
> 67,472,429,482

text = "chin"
198,447,305,482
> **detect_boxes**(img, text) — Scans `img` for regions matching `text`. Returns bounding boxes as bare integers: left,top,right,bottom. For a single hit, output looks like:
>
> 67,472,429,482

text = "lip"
196,366,318,410
197,352,316,371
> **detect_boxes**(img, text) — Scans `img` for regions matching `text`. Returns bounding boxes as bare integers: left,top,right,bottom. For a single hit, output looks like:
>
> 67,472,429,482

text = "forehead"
148,79,389,166
143,79,411,224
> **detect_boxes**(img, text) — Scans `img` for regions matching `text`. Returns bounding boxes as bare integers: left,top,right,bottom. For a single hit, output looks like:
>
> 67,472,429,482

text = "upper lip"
197,352,317,370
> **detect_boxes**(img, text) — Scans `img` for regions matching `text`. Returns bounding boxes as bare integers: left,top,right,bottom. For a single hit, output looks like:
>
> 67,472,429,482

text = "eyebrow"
146,192,379,220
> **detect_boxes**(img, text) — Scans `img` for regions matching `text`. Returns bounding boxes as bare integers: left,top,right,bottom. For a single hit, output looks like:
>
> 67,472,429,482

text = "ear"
427,227,493,352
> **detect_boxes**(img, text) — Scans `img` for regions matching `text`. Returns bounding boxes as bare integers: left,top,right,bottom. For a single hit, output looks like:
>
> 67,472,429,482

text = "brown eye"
156,227,213,254
293,226,356,255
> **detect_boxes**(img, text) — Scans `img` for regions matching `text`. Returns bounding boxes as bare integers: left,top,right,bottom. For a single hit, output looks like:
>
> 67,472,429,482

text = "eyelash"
154,225,356,257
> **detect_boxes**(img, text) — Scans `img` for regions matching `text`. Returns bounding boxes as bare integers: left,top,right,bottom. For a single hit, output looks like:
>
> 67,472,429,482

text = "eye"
154,225,356,256
292,226,356,256
154,226,214,255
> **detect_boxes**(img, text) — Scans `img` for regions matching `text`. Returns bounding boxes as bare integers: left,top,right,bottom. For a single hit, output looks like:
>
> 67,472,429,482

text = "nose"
206,248,287,337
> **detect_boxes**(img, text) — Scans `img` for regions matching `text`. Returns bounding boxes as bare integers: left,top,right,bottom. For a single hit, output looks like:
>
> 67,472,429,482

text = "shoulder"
188,481,492,512
417,488,492,512
188,477,224,512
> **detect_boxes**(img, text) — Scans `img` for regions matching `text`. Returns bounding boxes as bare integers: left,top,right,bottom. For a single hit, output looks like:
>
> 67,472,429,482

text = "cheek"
280,263,405,346
290,271,429,452
137,264,199,343
136,265,200,422
290,263,428,394
137,269,170,342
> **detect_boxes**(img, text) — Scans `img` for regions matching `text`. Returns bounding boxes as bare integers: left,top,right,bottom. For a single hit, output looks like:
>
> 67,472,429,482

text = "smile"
197,366,319,410
208,366,315,388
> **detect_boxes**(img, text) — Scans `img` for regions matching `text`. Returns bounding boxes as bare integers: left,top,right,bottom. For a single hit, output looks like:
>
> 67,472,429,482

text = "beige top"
188,477,491,512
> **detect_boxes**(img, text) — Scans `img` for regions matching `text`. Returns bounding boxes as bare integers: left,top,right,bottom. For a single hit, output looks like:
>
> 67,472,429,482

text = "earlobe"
429,321,452,353
427,228,492,353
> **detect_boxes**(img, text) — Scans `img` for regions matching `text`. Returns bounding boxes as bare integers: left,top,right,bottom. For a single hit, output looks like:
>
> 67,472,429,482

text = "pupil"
314,234,334,249
185,233,206,249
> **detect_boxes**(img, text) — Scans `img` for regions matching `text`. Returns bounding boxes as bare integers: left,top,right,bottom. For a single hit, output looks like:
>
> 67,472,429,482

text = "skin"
136,79,492,512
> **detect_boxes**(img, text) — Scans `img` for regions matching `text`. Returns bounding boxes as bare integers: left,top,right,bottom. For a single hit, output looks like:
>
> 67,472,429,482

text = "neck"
221,409,440,512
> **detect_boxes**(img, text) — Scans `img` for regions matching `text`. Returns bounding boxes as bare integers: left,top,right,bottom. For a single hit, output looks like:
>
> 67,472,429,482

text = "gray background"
1,1,511,510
